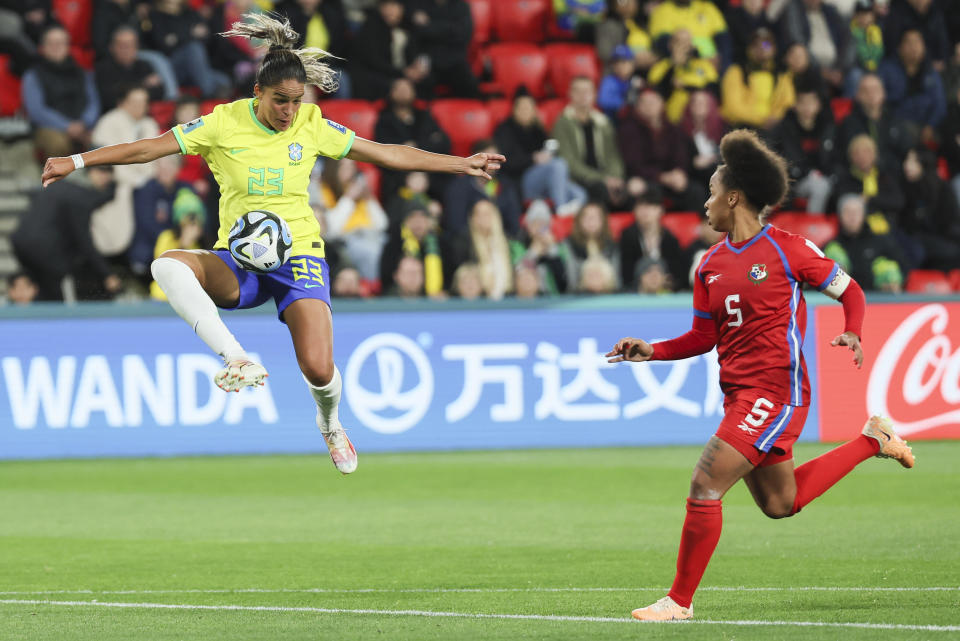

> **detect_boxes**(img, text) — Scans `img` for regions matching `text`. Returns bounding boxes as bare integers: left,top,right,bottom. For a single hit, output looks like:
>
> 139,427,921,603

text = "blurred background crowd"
1,0,959,305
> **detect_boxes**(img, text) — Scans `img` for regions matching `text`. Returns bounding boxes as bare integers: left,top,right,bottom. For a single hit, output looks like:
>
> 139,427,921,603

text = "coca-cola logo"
867,304,960,436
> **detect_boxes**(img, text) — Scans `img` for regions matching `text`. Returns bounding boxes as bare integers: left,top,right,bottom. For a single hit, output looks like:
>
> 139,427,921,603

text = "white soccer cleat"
631,596,693,621
317,415,358,475
214,359,268,393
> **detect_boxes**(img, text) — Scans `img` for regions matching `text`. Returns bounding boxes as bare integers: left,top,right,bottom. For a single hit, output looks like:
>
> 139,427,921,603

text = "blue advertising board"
0,304,820,459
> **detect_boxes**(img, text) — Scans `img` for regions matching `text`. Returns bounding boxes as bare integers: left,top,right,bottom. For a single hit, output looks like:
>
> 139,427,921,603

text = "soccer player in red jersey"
606,130,914,622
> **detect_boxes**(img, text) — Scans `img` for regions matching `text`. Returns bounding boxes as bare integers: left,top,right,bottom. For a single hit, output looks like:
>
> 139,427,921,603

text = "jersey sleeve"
789,236,851,299
316,117,356,160
172,108,221,156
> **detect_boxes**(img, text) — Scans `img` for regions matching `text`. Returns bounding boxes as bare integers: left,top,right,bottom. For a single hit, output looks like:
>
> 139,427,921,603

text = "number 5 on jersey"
725,294,742,327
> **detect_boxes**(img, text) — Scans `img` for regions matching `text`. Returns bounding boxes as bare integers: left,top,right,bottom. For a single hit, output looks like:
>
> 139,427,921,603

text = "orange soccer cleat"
862,416,915,469
631,596,693,622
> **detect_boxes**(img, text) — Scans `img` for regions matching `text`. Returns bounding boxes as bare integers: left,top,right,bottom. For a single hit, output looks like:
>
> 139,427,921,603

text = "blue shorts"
212,249,331,322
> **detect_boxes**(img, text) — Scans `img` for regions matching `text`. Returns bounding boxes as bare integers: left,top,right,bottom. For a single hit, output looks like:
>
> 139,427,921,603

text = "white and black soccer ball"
228,210,293,273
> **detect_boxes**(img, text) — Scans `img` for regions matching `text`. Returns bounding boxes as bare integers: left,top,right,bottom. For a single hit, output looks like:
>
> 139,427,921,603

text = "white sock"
151,257,248,364
304,365,342,432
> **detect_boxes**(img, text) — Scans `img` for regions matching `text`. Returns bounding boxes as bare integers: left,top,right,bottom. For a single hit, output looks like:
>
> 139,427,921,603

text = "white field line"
0,598,958,633
0,586,957,596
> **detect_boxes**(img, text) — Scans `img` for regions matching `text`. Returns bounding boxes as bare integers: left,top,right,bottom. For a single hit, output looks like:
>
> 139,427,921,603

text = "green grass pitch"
1,442,959,640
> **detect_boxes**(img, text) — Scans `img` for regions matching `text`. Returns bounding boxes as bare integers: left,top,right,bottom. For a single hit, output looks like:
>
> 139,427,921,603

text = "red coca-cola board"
816,302,960,441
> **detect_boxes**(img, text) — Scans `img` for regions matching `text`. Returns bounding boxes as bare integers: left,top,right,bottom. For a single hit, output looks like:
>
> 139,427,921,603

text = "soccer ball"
227,210,293,273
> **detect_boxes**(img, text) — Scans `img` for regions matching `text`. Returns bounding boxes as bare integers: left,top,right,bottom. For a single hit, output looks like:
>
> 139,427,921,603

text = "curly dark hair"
717,129,789,213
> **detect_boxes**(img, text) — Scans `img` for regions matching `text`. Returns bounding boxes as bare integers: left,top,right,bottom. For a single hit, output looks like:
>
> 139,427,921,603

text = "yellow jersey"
172,98,356,258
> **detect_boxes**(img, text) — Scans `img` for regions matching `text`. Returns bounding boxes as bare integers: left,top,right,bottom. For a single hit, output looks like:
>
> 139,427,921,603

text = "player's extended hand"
830,331,863,369
41,156,75,188
462,152,505,181
605,337,654,363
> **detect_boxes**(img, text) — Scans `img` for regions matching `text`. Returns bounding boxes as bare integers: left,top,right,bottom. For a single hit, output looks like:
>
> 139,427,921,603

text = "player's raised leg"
151,250,267,391
283,298,357,474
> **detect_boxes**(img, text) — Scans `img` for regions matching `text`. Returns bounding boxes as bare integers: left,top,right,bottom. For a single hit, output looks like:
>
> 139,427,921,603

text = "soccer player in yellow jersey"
40,14,505,475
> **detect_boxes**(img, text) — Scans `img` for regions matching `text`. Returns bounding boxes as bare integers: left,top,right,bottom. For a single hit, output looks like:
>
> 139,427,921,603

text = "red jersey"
690,225,850,407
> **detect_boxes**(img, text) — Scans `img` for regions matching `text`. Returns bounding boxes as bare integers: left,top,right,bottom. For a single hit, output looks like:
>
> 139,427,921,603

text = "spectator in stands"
207,0,263,94
844,0,884,96
720,28,794,129
22,25,100,159
391,255,425,298
5,272,38,306
348,0,426,100
129,155,188,283
95,26,165,112
374,77,451,202
444,139,521,238
877,29,946,143
11,165,121,301
274,0,350,96
770,87,836,213
618,88,705,211
513,263,541,298
140,0,230,98
883,0,950,71
776,0,852,94
509,200,569,296
385,170,439,230
941,84,960,205
724,0,773,66
783,42,826,99
832,134,905,232
379,203,447,298
553,76,629,209
647,28,719,123
408,0,478,98
681,89,723,187
838,72,916,168
595,0,656,73
561,201,620,292
648,0,729,71
898,146,960,271
494,88,587,217
313,157,388,280
91,85,160,260
92,0,141,59
451,262,483,300
170,96,214,205
684,219,724,287
597,44,639,120
579,255,618,294
823,194,907,292
0,5,37,75
618,186,687,290
332,266,363,298
149,187,206,299
943,42,960,106
456,199,515,299
554,0,607,42
19,0,58,46
635,257,672,294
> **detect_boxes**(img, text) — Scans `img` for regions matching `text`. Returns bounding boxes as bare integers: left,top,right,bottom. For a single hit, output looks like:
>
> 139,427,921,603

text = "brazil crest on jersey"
693,225,851,407
172,99,355,257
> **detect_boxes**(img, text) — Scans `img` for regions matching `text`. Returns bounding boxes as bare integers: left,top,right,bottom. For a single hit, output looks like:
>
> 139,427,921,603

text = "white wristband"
70,154,84,170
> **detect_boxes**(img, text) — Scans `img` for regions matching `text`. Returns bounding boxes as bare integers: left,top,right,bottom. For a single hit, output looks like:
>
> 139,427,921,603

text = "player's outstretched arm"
606,338,654,363
347,137,505,180
42,130,182,187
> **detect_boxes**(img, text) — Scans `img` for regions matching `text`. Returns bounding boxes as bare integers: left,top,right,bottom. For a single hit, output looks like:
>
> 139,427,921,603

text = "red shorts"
716,394,809,467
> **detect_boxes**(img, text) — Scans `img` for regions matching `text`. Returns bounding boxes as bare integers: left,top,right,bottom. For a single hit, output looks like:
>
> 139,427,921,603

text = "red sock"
791,435,880,514
667,498,722,609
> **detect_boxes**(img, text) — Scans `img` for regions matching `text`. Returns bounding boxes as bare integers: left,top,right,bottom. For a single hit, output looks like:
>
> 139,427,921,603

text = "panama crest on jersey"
748,263,768,284
288,142,303,162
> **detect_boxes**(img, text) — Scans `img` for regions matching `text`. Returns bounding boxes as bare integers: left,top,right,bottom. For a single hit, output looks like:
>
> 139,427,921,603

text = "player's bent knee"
760,501,795,519
152,253,203,285
299,358,334,388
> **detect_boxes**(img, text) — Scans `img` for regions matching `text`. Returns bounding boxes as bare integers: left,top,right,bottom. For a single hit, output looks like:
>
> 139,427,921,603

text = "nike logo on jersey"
230,148,250,155
707,274,722,284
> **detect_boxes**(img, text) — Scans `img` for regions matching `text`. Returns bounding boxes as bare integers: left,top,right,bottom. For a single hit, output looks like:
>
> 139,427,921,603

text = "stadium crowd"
2,0,960,304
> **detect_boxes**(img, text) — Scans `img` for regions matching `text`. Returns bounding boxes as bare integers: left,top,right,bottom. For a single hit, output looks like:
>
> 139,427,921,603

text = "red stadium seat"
536,98,568,132
149,100,177,129
355,163,381,200
830,97,853,123
430,99,493,157
483,43,548,99
53,0,92,47
493,0,549,42
609,212,634,241
201,98,230,115
661,212,703,248
316,100,378,141
468,0,493,45
906,269,952,294
769,212,838,247
550,214,574,240
544,43,600,98
0,56,22,116
70,45,94,70
485,98,512,128
950,269,960,291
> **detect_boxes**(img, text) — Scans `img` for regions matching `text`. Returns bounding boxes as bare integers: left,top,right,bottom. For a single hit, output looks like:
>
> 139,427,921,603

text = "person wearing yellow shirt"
647,29,719,123
648,0,729,68
720,28,794,129
40,13,504,476
149,188,207,300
